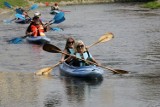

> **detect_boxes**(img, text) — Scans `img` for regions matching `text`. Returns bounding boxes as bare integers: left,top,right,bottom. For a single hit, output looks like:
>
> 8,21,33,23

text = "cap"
34,11,41,17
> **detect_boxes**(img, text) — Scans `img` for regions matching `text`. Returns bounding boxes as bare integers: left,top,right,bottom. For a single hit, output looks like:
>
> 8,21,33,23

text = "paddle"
36,33,127,75
16,4,39,14
51,27,64,31
35,33,114,75
4,2,23,14
3,13,25,23
27,4,38,12
4,2,12,8
42,43,128,74
35,58,68,75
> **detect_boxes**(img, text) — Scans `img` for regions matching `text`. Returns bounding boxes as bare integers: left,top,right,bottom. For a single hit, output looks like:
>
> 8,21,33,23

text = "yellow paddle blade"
35,67,52,75
98,32,114,43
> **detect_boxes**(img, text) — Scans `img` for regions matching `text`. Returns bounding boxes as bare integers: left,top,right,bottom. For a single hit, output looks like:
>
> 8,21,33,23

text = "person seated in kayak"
51,3,60,11
51,3,59,14
16,7,30,20
25,16,49,37
18,7,30,18
22,11,30,19
67,40,99,67
60,37,75,63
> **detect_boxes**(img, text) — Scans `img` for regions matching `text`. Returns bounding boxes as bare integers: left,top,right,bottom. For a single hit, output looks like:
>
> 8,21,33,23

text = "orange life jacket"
31,24,45,37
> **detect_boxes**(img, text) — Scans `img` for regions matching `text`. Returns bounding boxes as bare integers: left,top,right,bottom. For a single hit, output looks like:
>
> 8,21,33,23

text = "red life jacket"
31,24,45,37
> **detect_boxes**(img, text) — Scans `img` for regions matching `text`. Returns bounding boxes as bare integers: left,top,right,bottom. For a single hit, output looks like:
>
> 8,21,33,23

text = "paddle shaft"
88,40,103,48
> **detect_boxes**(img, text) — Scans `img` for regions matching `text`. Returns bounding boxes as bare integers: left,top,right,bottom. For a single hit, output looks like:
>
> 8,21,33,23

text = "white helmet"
34,11,41,17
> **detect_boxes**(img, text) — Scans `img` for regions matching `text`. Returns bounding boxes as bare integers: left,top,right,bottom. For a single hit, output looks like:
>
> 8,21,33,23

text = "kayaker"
25,16,49,37
51,3,60,11
60,37,75,63
69,40,99,67
16,7,30,19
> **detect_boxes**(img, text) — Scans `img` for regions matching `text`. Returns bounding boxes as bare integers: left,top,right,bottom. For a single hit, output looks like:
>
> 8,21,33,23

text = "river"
0,3,160,107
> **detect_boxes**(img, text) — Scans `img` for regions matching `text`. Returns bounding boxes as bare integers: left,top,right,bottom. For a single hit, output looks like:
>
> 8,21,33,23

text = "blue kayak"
26,36,51,44
50,10,60,15
59,62,104,80
15,18,31,24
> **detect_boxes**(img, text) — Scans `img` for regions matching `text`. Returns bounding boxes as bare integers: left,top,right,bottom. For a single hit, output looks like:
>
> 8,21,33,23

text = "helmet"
34,11,41,17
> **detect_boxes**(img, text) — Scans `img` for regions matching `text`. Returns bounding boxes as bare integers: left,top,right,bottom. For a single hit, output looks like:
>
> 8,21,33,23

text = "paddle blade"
54,12,65,21
51,27,63,31
114,69,129,74
43,43,62,53
99,32,114,43
29,4,38,11
53,17,65,24
15,14,25,20
8,37,23,44
4,2,12,8
35,62,61,75
35,67,53,75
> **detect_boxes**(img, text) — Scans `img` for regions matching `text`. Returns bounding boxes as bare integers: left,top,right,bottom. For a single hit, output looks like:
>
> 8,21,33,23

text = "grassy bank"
1,0,160,10
0,0,72,9
0,0,29,8
35,0,72,3
142,1,160,9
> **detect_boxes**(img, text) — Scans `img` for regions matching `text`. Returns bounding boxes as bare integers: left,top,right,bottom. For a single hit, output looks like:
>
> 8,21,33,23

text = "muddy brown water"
0,3,160,107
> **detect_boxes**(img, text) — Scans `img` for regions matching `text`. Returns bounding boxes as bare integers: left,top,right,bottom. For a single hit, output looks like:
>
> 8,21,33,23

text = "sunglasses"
77,45,84,49
67,41,74,44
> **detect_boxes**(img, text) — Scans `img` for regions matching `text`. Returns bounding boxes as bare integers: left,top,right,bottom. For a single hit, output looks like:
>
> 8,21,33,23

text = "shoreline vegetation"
0,0,160,14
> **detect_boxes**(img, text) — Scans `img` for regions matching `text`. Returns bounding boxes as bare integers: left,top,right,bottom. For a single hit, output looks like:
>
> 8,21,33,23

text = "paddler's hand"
26,32,33,36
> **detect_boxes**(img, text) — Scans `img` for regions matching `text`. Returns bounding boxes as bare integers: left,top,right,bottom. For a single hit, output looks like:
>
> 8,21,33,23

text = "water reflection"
43,77,103,107
61,77,102,104
44,91,62,107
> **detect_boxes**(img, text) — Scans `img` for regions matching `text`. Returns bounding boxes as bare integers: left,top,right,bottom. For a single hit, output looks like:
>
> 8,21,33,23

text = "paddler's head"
32,16,40,25
74,40,86,53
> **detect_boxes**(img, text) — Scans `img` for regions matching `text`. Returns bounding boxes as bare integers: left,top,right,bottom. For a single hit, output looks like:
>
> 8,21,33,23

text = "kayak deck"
26,36,51,45
59,62,104,80
15,18,31,24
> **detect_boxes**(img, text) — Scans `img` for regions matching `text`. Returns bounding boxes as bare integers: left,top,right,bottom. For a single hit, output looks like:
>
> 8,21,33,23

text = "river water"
0,3,160,107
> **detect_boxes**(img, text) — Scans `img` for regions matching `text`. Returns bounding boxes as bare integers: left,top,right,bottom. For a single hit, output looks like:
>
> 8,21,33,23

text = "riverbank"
0,0,160,14
141,1,160,9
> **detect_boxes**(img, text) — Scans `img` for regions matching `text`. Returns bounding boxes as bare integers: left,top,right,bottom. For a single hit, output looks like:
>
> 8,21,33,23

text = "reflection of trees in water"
64,78,86,102
43,77,102,107
44,92,62,107
61,77,103,103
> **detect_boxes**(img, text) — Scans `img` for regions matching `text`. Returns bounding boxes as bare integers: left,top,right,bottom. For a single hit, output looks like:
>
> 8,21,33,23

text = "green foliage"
34,0,72,3
0,0,73,8
142,1,160,9
0,0,29,8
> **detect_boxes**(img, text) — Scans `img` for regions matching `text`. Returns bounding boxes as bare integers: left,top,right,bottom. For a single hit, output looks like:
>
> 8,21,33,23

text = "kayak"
15,18,31,24
59,62,104,80
50,10,60,15
26,36,51,44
